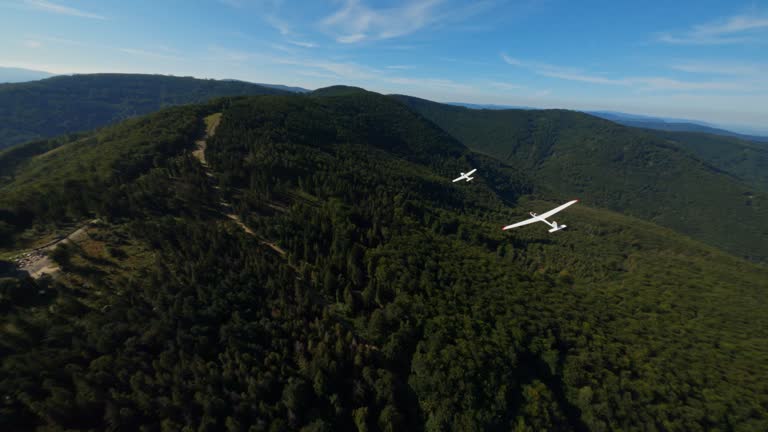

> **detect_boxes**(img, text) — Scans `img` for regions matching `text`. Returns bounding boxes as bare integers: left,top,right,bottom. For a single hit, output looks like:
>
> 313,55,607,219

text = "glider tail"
548,222,567,233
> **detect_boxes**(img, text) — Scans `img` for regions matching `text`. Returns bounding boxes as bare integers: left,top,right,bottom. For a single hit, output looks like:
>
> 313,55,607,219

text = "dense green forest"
392,95,768,262
1,90,767,431
0,74,289,149
0,102,218,248
644,130,768,193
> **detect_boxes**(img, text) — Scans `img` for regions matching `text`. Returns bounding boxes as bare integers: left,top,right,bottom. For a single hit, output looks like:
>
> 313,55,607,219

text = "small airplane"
502,200,579,233
452,168,477,182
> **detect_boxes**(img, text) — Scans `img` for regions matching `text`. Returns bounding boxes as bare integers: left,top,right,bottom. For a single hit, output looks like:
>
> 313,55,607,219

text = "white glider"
453,169,477,182
502,200,579,233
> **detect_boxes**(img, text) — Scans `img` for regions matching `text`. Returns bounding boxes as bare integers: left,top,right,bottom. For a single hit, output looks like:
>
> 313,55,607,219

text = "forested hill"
392,95,768,261
644,129,768,193
0,73,290,149
1,90,767,431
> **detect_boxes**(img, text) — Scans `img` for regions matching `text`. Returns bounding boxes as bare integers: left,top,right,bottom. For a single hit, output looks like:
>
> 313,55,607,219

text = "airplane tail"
466,177,474,181
548,223,567,233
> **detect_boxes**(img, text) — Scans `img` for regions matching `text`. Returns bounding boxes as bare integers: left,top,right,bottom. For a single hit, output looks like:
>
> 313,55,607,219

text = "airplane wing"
501,200,579,231
502,217,539,230
535,200,579,220
466,168,477,176
452,176,463,182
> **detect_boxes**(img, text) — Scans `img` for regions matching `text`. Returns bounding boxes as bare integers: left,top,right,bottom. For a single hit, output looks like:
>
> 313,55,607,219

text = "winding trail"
193,113,286,257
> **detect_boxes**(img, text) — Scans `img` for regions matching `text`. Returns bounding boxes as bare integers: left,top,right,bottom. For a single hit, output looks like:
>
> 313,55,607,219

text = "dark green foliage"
310,86,370,97
0,103,216,244
0,73,290,149
647,130,768,193
0,91,766,431
0,133,87,181
392,95,768,261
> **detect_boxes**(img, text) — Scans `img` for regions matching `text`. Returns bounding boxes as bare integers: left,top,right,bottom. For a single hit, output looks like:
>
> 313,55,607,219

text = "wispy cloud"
206,45,257,62
502,53,754,92
380,44,424,50
337,33,367,43
23,0,105,19
501,54,571,73
489,81,526,91
119,48,182,61
217,0,244,7
656,13,768,45
670,61,765,76
207,45,473,94
32,34,85,46
386,65,415,70
386,76,473,92
296,59,379,81
287,40,317,48
296,70,340,80
488,80,553,98
321,0,443,43
266,15,292,36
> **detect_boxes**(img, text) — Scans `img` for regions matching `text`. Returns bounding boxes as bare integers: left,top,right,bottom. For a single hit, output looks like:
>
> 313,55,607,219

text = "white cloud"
266,15,292,36
501,53,756,92
694,15,768,35
218,0,244,7
322,0,443,43
34,35,85,45
670,61,765,76
626,77,747,92
500,53,522,66
212,47,473,94
489,81,526,91
656,33,750,45
501,54,574,73
386,65,415,70
537,70,625,86
657,13,768,45
287,40,317,48
264,55,379,81
296,70,339,80
385,76,473,92
23,0,105,19
337,33,367,44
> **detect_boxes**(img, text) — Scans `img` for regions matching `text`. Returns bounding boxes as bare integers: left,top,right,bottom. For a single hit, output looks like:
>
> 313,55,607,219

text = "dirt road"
192,114,286,257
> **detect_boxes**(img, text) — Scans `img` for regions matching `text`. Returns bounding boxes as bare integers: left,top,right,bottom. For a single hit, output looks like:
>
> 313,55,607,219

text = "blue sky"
1,0,767,131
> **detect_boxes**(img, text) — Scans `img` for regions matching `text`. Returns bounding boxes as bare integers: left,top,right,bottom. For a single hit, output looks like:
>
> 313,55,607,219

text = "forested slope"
0,91,767,431
0,102,219,248
646,130,768,193
0,73,290,149
392,95,768,261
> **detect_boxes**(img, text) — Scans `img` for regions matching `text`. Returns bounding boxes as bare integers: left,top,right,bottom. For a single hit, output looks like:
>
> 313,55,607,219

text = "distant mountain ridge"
446,100,768,142
0,73,291,149
589,111,768,143
0,66,55,83
221,78,311,93
447,102,536,110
